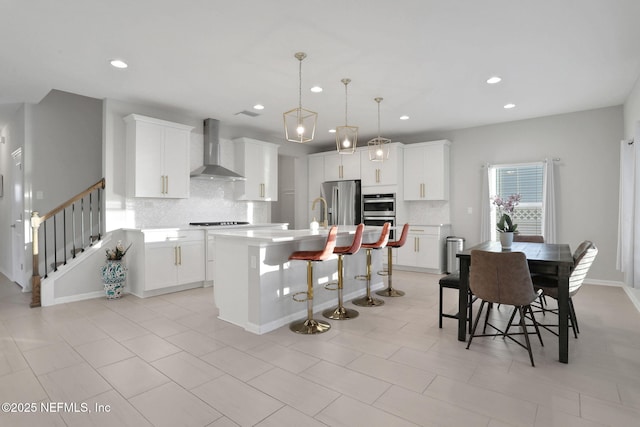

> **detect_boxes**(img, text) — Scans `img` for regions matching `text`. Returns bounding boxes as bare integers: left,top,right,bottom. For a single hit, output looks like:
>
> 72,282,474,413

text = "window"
489,162,544,241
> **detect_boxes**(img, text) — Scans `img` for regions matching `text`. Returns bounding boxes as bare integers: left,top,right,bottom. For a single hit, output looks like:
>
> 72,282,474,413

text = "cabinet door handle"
165,176,169,194
260,183,265,198
174,246,178,265
339,165,343,179
178,246,182,265
376,169,380,183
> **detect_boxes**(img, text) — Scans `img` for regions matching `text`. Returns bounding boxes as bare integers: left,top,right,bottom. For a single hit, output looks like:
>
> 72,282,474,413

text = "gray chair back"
469,250,538,306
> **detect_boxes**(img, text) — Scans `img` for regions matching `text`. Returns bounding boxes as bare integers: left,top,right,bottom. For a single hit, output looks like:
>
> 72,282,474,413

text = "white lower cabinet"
396,225,450,273
143,230,205,292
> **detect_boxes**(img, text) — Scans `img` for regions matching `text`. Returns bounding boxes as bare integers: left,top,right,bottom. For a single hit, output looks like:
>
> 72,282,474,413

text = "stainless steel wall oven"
363,193,396,239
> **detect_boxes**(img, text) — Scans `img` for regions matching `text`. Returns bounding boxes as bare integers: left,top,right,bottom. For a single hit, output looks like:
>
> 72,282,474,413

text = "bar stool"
438,273,476,330
353,223,390,307
289,226,338,334
323,224,364,320
376,223,410,297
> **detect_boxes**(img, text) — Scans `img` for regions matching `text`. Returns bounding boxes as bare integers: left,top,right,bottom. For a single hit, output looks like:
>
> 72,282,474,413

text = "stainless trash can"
446,237,465,274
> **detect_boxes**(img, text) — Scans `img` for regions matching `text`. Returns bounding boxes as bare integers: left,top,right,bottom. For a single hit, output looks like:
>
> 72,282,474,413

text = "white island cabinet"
233,137,279,201
124,114,194,198
211,226,384,334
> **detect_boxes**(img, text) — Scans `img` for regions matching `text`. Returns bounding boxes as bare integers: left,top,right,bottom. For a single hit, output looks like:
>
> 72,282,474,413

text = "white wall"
624,74,640,140
408,106,624,283
623,73,640,304
0,109,22,279
0,91,102,286
31,90,103,213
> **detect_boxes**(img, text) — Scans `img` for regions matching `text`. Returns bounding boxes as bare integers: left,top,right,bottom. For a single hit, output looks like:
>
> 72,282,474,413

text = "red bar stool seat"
289,226,338,334
376,223,410,297
353,223,390,307
323,224,364,320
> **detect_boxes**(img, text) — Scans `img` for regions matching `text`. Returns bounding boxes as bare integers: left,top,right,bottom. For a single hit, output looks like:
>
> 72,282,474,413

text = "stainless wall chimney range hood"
190,118,245,181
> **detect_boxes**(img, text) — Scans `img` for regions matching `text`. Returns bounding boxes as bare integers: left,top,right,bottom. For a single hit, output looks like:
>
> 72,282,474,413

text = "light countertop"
209,225,379,243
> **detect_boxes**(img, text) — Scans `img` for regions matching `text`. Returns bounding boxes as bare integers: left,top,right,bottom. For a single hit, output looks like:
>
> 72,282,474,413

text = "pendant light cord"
377,100,381,137
298,58,303,112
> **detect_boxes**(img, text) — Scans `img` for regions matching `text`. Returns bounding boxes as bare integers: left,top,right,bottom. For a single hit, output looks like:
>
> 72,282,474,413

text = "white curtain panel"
542,159,557,243
480,164,491,242
617,131,640,288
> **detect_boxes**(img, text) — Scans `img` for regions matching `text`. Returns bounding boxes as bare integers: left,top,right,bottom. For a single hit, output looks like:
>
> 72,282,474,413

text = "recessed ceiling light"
399,115,410,120
328,129,336,133
504,103,516,109
253,104,265,110
110,59,128,69
487,76,502,84
310,86,323,93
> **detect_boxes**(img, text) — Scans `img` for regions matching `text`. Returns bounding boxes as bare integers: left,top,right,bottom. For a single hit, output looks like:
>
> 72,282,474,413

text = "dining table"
457,241,574,363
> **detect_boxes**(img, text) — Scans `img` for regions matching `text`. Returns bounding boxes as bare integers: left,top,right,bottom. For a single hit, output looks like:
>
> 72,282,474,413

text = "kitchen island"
210,226,385,334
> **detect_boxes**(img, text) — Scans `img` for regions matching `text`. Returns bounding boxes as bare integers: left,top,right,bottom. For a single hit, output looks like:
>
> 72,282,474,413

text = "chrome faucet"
311,197,328,228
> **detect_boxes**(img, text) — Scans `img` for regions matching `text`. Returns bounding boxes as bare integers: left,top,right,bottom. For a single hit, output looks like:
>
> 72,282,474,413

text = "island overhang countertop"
207,225,371,244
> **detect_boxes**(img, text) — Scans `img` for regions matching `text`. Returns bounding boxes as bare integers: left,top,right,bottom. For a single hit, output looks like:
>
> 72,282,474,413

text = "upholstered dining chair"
466,250,544,367
532,240,598,338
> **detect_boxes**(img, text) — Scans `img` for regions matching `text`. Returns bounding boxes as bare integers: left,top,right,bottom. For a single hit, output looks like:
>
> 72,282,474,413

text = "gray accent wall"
407,106,624,283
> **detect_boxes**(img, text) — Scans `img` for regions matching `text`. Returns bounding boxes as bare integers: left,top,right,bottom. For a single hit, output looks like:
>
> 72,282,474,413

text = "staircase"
30,179,105,307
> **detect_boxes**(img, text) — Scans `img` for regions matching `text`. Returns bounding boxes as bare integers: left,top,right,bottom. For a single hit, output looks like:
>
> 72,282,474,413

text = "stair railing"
30,178,106,307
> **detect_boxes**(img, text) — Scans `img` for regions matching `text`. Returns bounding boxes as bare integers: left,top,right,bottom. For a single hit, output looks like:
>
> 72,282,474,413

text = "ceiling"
2,0,640,149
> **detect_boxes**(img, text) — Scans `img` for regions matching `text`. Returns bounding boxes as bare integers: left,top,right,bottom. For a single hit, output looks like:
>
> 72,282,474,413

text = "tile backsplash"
129,179,269,228
405,200,450,226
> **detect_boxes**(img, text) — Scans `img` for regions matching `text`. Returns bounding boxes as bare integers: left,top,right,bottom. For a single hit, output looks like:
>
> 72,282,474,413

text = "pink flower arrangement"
492,194,521,232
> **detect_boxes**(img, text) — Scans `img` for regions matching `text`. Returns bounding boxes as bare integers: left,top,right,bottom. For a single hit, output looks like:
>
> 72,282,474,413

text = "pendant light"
335,78,358,154
283,52,317,143
367,97,391,161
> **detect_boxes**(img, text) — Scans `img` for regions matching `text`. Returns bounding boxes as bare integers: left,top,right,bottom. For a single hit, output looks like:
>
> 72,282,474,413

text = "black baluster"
53,215,58,272
81,198,85,248
63,207,67,265
72,202,77,258
43,221,48,278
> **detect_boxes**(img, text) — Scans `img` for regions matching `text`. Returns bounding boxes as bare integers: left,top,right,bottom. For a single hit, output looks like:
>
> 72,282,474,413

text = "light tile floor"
1,271,640,426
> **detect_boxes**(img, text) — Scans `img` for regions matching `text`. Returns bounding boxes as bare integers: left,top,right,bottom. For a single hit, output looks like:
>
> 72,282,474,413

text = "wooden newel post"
30,211,42,308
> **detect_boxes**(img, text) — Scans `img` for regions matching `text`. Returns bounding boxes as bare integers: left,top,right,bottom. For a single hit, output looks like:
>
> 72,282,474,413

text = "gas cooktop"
189,221,250,226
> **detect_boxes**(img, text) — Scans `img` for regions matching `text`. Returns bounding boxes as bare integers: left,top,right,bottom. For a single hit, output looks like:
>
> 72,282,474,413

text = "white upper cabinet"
125,114,193,198
234,137,279,201
360,143,402,187
324,152,360,181
403,140,450,200
308,154,324,200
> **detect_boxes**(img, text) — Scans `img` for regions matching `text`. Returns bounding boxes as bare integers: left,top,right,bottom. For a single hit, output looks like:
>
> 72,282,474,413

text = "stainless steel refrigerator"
320,180,362,226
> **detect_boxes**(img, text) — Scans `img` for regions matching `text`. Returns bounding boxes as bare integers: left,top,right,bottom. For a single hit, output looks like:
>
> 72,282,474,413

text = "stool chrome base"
352,296,385,307
289,318,331,334
323,306,359,320
376,288,405,297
